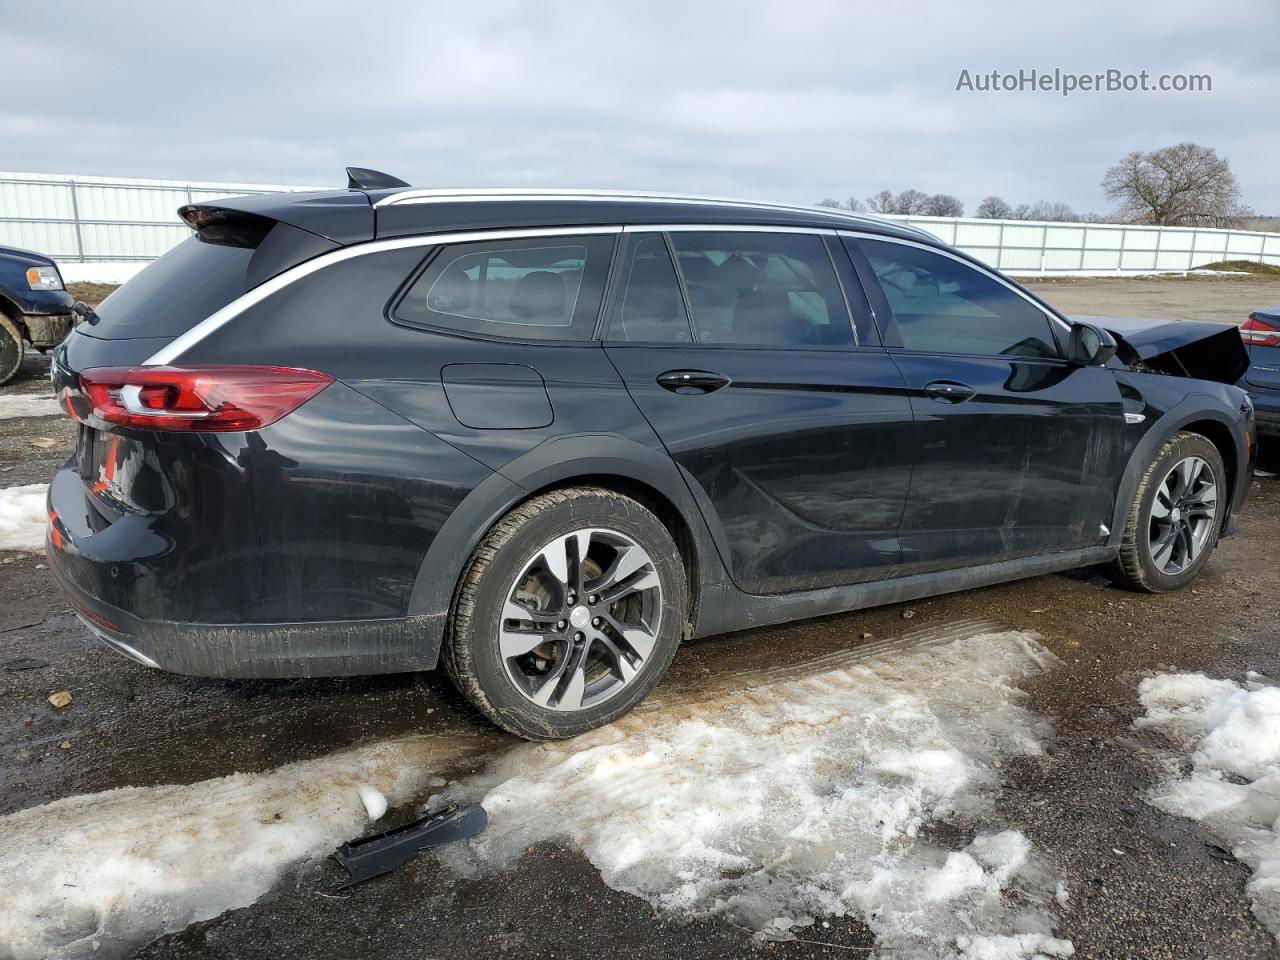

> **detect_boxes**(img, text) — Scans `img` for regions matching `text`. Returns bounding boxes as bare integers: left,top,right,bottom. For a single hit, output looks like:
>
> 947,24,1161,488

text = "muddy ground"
2,275,1279,958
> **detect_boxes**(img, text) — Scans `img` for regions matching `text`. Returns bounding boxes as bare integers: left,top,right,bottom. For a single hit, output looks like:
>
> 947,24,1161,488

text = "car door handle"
656,370,731,394
923,380,976,403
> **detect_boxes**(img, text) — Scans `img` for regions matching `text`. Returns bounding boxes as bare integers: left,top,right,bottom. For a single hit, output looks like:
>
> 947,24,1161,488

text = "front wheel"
1106,431,1226,592
443,486,687,739
0,315,24,385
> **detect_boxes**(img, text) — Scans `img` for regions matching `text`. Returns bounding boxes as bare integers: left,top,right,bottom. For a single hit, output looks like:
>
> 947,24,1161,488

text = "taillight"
1241,313,1280,347
76,366,334,432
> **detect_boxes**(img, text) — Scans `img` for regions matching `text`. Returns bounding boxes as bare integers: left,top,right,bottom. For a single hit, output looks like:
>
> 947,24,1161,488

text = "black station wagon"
46,168,1256,738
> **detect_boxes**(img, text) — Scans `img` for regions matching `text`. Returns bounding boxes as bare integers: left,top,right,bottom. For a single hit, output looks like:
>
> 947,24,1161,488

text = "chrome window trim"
836,229,1072,333
142,226,623,365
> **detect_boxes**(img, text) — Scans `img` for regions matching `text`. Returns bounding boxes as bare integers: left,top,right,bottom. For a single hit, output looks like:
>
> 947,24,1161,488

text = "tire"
443,486,687,739
0,314,23,386
1106,431,1226,592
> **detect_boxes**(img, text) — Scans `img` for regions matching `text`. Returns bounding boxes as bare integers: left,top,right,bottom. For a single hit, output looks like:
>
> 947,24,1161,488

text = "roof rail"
371,186,935,237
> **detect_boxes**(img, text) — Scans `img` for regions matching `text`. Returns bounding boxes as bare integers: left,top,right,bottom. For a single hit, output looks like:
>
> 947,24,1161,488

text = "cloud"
4,0,1277,214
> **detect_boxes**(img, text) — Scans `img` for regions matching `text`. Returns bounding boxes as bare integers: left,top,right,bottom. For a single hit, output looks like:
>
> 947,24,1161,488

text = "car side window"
667,231,854,347
604,234,694,343
859,238,1058,359
393,234,614,341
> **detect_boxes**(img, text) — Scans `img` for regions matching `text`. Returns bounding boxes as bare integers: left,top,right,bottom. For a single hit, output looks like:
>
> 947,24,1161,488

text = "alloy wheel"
500,527,663,711
1147,455,1218,575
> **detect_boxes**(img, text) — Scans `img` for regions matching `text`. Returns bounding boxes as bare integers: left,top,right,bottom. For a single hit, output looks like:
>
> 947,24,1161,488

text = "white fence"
886,214,1280,276
2,171,1279,283
0,171,318,282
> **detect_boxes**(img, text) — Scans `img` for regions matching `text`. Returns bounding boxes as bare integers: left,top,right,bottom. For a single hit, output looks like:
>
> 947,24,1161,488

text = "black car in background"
0,243,76,384
46,171,1256,738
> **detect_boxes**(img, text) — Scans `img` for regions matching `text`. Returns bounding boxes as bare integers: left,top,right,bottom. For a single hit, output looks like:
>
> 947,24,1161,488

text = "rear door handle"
923,380,976,403
656,370,730,394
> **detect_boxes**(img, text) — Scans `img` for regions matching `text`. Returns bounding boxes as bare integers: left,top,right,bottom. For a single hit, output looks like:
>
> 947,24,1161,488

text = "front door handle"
923,380,976,403
656,370,730,394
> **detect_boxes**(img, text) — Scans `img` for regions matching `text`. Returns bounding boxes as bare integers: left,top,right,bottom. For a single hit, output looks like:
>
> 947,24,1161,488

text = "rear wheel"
444,486,687,739
1106,431,1225,592
0,315,23,386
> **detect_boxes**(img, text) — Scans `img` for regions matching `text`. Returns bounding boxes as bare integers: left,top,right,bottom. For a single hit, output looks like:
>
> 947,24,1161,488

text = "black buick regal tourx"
47,169,1256,738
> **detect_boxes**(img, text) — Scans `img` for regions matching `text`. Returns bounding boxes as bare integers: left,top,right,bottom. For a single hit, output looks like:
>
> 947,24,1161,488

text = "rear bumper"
48,551,442,678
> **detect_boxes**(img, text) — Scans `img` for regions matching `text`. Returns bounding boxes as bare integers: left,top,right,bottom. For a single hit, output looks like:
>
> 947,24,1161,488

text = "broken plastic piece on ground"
331,803,487,889
3,657,49,671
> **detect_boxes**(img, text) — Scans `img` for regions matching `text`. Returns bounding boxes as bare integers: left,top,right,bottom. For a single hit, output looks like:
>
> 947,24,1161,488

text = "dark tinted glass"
92,237,252,339
605,234,693,343
669,232,853,347
394,235,614,341
860,239,1058,358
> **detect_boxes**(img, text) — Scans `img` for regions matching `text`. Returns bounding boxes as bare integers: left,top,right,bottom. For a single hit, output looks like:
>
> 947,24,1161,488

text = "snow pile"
441,629,1073,958
0,483,48,552
0,394,64,420
0,735,481,960
1137,672,1280,939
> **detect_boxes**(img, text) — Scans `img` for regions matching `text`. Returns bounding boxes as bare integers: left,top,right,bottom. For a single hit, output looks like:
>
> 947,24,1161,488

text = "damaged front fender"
1073,315,1250,385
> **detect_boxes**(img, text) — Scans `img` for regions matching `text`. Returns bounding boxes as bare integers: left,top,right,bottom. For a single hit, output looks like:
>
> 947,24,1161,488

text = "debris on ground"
47,690,72,709
3,657,48,671
333,804,489,889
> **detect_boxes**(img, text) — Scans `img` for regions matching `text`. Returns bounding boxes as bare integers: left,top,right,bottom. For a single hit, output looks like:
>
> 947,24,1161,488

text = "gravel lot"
2,275,1279,959
1023,273,1279,325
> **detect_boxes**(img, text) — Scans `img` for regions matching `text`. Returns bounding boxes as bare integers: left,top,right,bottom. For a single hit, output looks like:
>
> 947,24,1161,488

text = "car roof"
203,186,941,248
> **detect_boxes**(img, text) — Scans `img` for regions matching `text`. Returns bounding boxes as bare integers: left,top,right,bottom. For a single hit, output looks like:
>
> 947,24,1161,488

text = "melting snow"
1137,672,1280,941
0,483,48,552
0,736,482,960
439,628,1073,958
0,626,1073,960
0,395,63,420
358,784,388,821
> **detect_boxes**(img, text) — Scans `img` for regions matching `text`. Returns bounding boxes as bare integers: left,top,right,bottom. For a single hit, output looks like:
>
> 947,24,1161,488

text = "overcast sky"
4,0,1277,215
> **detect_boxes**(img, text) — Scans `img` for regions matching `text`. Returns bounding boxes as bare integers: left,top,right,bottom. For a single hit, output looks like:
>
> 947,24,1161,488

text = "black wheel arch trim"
1107,393,1252,549
405,432,734,664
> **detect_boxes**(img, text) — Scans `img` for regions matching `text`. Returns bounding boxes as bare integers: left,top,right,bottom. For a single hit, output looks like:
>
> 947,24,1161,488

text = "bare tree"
923,193,964,217
865,189,897,214
845,196,865,213
894,189,931,215
976,196,1011,218
1102,142,1252,227
816,198,844,209
1023,200,1077,222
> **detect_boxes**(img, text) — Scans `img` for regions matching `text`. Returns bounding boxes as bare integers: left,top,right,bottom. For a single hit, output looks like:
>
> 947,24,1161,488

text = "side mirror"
1067,322,1117,367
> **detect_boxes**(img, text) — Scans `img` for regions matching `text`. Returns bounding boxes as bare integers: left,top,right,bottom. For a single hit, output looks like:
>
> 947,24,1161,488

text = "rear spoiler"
176,202,344,287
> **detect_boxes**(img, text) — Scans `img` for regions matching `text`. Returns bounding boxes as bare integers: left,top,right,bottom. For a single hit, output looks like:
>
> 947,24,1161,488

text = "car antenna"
346,167,411,190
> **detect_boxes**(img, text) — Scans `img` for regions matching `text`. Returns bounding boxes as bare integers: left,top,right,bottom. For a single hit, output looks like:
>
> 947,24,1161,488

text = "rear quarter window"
392,234,615,341
90,238,253,339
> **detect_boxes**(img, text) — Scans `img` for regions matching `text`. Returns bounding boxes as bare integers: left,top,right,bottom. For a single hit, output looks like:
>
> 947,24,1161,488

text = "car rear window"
90,237,253,339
